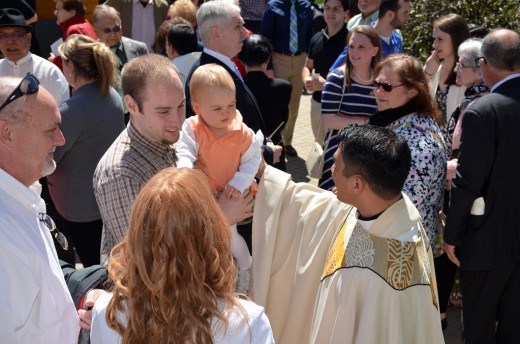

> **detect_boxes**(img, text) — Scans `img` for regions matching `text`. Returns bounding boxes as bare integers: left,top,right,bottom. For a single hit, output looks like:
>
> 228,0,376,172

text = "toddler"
176,63,263,293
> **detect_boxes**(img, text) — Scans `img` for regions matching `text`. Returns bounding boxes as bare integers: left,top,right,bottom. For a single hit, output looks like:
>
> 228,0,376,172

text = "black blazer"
185,52,266,133
244,71,292,170
444,76,520,271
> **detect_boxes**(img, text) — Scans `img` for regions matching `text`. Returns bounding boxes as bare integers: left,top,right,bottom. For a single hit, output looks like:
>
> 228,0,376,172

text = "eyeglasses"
100,25,121,34
0,73,40,112
455,62,474,70
374,81,405,92
475,56,487,66
39,213,69,250
0,32,29,42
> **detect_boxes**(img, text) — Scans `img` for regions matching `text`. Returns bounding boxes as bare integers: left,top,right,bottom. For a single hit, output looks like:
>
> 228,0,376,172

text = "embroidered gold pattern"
387,240,415,289
322,220,347,279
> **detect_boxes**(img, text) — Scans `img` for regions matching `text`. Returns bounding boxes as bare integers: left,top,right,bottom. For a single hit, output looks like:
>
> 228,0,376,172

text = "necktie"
289,0,298,54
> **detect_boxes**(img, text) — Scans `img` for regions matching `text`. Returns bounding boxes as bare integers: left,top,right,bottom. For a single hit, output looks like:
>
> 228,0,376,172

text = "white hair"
196,0,241,43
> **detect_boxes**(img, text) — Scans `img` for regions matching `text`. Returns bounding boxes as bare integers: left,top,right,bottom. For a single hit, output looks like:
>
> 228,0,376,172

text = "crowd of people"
1,0,520,343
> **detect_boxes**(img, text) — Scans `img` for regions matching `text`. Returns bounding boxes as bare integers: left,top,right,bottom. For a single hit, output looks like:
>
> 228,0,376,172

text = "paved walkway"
286,92,463,344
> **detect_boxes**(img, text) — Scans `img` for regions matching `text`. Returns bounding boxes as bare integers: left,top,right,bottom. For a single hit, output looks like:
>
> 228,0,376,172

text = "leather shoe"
284,145,298,157
441,317,448,330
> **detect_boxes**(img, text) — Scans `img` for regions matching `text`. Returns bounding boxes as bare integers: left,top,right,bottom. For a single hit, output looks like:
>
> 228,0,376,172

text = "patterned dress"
319,68,377,190
370,104,447,246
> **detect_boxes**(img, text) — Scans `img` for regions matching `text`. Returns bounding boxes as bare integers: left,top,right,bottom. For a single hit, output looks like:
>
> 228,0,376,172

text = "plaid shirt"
239,0,268,21
94,123,176,265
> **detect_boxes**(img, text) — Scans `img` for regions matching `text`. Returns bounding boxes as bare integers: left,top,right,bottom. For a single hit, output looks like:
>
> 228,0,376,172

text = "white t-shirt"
91,292,275,344
0,169,79,343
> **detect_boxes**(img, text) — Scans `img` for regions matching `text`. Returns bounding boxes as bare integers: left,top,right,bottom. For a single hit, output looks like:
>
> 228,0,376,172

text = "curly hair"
106,167,242,344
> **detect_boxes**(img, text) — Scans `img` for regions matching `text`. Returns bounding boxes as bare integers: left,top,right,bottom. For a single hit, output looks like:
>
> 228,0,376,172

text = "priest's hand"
442,242,460,267
218,188,254,225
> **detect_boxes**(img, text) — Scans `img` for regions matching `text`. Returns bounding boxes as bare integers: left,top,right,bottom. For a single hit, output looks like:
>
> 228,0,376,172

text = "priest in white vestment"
252,125,444,344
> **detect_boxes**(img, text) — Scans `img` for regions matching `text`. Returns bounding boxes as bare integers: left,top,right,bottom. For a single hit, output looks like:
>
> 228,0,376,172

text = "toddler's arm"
228,130,264,193
176,119,199,168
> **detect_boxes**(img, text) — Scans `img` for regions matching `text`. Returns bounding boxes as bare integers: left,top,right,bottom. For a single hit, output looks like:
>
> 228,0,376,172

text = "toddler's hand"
225,185,242,200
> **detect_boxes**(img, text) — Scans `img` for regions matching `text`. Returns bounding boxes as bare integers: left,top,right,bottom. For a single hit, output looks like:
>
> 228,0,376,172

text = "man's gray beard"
41,159,57,178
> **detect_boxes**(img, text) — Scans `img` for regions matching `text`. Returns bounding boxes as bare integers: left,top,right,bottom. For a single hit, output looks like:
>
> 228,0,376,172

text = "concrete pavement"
286,92,463,344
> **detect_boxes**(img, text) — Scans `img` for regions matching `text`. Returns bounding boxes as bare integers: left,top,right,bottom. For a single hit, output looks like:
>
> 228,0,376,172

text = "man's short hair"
92,4,120,26
0,77,29,126
338,125,411,200
56,0,86,17
167,24,198,56
121,54,178,110
237,34,272,67
378,0,407,19
482,29,520,72
196,0,241,43
324,0,349,10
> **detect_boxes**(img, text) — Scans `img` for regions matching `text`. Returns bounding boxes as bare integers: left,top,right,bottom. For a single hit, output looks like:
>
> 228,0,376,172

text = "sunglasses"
101,25,121,34
374,81,405,92
39,213,69,250
474,56,487,66
0,73,40,112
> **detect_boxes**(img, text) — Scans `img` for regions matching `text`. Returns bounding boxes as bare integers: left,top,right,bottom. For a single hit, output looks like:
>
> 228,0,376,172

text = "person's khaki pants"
272,52,307,146
310,98,325,143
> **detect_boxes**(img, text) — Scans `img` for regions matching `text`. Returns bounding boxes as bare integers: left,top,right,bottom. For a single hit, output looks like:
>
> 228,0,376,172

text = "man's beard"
41,159,57,178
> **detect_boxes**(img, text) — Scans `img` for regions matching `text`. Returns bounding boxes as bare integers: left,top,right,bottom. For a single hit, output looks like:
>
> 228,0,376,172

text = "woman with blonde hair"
46,34,124,267
90,167,274,344
319,25,381,190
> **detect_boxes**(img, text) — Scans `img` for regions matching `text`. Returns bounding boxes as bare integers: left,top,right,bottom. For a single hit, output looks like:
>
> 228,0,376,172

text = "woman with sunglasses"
46,34,125,267
369,54,446,250
319,25,381,190
90,167,274,344
423,14,470,139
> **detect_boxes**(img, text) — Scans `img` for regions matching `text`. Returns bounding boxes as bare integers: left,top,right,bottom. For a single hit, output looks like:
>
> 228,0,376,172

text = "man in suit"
238,34,292,172
104,0,169,51
443,29,520,343
262,0,314,157
92,4,148,71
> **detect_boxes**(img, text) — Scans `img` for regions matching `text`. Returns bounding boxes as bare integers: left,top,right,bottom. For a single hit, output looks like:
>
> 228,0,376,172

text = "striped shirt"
319,68,377,190
93,123,176,265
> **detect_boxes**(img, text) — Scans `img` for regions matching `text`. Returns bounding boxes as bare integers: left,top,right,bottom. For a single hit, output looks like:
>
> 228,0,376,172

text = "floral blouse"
370,104,447,247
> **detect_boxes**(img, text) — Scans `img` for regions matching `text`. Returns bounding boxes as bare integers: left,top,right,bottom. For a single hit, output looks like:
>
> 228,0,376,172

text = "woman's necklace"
352,69,373,83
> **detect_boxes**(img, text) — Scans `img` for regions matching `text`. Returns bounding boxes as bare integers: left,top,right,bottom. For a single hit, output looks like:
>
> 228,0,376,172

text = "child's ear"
191,101,200,115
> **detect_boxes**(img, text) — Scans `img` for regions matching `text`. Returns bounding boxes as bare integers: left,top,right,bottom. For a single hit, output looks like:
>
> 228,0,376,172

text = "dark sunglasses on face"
101,25,121,34
39,213,69,250
374,80,405,92
0,73,40,112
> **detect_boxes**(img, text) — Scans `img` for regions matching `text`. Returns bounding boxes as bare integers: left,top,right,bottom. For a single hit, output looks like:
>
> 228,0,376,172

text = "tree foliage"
404,0,518,60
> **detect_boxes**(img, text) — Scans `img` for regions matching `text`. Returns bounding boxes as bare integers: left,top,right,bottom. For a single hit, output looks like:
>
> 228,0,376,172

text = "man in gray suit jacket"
444,29,520,343
92,4,148,71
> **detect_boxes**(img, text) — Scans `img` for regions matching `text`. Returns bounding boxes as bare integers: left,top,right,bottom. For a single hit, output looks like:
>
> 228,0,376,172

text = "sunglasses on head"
374,81,405,92
0,73,40,112
101,25,121,34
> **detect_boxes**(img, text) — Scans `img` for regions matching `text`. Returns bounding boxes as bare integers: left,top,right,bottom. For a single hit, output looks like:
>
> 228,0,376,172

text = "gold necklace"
352,69,373,83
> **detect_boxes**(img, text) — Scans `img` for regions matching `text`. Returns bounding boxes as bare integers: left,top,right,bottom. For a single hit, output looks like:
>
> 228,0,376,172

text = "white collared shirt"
132,0,156,51
0,169,79,343
203,47,242,79
490,73,520,93
0,53,69,106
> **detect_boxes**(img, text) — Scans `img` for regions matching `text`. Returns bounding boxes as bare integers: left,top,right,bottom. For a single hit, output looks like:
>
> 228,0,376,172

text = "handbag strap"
319,68,347,150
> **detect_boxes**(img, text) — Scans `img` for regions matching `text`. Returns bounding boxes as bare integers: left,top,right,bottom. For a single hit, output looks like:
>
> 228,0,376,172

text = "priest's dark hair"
338,125,411,200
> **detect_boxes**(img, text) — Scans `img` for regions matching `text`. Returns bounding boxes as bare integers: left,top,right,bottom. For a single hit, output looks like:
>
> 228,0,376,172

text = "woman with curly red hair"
90,167,274,344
